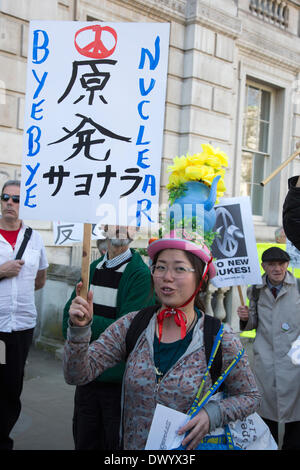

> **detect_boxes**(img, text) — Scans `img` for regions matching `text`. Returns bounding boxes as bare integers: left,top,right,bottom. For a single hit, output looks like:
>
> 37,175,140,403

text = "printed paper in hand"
145,404,189,450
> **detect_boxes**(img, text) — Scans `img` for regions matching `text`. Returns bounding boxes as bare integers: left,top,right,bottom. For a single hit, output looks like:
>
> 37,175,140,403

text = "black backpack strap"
15,227,32,260
125,304,159,360
0,227,33,282
203,314,223,388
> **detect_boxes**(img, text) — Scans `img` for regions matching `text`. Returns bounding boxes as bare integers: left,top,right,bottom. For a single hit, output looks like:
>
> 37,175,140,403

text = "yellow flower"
166,172,188,189
200,143,214,154
167,155,188,173
186,152,206,166
167,144,229,199
185,166,215,181
204,154,222,167
216,179,226,192
201,143,228,167
215,150,228,167
214,168,225,177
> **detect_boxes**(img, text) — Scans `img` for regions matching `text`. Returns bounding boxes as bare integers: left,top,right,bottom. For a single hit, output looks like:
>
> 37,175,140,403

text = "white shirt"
0,223,49,332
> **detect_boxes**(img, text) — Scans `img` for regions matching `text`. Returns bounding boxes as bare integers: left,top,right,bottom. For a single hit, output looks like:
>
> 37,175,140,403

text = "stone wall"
34,263,80,352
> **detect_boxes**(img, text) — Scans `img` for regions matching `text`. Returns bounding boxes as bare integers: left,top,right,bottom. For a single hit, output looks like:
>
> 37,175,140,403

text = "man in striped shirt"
63,225,155,450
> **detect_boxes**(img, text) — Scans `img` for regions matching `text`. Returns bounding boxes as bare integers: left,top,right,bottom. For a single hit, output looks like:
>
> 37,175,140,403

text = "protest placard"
53,221,104,246
211,197,262,288
20,21,170,230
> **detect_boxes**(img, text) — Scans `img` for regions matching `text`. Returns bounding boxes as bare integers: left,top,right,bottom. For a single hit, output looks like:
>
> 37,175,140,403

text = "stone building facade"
0,0,300,347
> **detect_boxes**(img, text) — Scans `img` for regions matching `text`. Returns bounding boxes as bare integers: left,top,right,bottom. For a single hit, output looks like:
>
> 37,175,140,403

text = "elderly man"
237,247,300,450
0,180,48,450
63,225,155,450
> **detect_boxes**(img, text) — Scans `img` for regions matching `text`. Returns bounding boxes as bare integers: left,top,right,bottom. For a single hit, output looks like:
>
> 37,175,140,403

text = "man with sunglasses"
0,180,48,450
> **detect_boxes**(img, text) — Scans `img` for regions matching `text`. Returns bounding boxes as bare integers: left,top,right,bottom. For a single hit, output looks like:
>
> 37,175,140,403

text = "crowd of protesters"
0,176,300,450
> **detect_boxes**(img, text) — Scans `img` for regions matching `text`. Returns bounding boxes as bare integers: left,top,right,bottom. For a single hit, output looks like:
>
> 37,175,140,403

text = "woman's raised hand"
69,281,94,327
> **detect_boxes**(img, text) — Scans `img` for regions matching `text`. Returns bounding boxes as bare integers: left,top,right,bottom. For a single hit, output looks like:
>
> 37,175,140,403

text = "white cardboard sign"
53,221,104,246
211,197,262,288
20,21,170,229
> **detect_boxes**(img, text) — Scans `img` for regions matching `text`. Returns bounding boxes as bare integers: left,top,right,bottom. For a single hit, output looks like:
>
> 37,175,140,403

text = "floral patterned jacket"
63,311,261,450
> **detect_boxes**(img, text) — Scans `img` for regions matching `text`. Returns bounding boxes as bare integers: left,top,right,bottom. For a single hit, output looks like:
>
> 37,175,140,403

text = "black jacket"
283,176,300,250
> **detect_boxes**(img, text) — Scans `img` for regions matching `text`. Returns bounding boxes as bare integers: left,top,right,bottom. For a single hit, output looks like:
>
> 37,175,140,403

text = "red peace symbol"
74,25,118,59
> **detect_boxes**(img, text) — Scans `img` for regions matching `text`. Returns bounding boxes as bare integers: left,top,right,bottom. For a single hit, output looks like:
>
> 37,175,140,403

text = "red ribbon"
156,257,212,342
157,308,187,343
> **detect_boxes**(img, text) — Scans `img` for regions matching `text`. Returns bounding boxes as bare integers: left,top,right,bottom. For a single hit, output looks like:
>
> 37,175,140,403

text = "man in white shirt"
0,180,48,450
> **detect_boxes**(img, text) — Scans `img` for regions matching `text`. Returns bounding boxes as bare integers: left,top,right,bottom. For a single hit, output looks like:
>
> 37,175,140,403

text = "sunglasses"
1,194,20,203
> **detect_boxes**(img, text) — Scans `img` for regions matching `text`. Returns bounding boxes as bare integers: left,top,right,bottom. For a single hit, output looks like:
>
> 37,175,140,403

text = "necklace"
187,311,197,332
154,366,164,380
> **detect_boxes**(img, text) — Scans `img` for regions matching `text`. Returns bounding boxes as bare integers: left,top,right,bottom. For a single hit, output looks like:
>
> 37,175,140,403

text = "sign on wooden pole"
20,21,170,231
80,223,92,300
20,21,170,302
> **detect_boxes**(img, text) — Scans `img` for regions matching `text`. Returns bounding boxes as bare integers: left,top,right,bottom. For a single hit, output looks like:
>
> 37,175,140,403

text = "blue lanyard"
188,324,245,418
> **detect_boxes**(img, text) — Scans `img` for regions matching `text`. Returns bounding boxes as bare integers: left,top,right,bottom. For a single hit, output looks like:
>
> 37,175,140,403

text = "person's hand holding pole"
237,305,249,322
69,281,93,327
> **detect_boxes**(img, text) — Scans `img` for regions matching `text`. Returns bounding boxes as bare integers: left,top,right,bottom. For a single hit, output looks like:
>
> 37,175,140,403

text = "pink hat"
147,232,216,279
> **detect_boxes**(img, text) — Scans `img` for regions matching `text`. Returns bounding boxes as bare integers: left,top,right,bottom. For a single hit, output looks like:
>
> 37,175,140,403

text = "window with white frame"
241,82,271,216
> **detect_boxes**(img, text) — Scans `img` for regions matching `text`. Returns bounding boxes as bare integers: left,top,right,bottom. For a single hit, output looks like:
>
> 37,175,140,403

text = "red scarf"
156,257,212,342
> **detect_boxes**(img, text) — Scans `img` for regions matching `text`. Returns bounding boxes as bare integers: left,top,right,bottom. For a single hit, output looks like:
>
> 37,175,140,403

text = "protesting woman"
63,234,260,450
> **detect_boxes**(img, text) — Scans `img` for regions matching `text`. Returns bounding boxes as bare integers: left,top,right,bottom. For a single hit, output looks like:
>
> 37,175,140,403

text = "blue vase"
167,175,221,233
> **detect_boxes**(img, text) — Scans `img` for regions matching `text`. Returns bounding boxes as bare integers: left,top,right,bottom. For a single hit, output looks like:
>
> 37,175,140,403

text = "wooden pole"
260,144,300,187
237,285,245,306
80,223,92,300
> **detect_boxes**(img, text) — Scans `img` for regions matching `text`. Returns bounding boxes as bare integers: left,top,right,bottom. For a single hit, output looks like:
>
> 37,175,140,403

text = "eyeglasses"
1,194,20,203
150,264,195,278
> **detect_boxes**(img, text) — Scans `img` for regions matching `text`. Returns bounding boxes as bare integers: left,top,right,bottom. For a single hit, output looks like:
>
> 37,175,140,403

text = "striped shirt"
90,248,132,319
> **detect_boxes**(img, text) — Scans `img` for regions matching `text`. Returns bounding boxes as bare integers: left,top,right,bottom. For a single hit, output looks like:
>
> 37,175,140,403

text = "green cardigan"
62,249,155,383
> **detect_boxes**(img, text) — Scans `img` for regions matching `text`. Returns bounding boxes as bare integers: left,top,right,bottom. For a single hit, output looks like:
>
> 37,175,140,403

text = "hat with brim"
147,237,216,279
